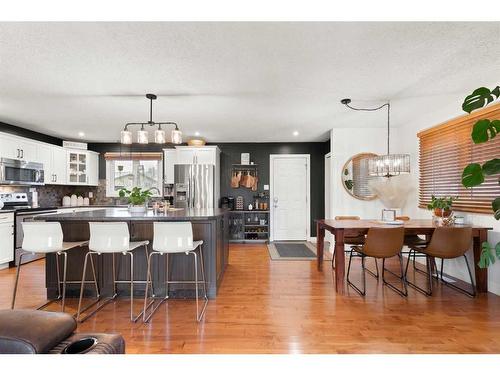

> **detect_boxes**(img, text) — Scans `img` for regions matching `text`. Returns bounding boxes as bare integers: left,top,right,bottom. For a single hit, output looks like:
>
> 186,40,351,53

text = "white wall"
394,94,500,295
328,94,500,295
329,127,401,219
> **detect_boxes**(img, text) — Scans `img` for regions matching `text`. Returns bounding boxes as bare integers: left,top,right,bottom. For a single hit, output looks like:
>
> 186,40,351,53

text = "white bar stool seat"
76,222,151,323
11,222,89,312
143,222,208,323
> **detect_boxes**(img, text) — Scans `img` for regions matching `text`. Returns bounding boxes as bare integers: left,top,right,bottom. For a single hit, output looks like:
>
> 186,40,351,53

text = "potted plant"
118,187,154,213
427,195,455,217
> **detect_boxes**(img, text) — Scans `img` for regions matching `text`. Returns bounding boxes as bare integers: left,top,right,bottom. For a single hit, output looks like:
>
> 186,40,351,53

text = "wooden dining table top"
317,219,493,231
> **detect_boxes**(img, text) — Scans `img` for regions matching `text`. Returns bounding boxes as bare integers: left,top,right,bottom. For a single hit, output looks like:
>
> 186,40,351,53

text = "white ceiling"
0,22,499,143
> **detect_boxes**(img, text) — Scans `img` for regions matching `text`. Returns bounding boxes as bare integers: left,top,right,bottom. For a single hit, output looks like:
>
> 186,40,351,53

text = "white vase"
128,205,147,214
77,196,84,206
83,197,90,206
62,196,71,206
70,195,77,207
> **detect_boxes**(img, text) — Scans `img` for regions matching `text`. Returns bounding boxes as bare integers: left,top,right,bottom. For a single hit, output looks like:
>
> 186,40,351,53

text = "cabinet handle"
20,149,24,158
55,174,57,182
16,149,20,158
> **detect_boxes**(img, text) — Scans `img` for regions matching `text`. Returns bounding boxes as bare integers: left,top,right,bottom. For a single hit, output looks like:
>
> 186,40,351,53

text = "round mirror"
341,152,378,201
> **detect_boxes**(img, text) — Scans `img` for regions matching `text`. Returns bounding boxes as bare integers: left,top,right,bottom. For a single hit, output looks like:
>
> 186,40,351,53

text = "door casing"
269,154,311,241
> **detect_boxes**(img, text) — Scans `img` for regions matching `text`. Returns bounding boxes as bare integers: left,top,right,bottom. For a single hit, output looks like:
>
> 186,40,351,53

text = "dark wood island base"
36,208,229,300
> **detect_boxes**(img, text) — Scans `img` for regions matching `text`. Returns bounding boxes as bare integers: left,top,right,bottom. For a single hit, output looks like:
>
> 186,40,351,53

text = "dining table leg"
473,229,488,293
316,221,325,271
334,229,345,294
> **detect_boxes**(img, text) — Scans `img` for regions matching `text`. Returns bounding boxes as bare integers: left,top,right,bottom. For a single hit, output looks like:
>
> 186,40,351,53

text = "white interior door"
324,153,333,250
270,155,310,241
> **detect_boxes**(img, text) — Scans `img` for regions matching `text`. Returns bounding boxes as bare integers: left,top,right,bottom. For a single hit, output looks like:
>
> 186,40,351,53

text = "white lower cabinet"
0,213,14,267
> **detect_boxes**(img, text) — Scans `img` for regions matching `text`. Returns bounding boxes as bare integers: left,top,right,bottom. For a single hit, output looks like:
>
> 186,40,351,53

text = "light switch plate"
264,184,269,190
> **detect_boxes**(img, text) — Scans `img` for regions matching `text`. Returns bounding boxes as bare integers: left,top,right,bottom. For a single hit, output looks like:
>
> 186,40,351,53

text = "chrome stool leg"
143,252,166,323
11,253,26,309
197,244,209,321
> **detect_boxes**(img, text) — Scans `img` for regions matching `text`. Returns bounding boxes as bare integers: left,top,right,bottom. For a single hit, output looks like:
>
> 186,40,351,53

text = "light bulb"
171,128,182,144
155,128,166,144
120,129,132,144
137,128,149,144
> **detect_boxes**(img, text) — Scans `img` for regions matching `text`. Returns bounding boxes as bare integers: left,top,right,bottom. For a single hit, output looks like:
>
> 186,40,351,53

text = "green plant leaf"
496,241,500,258
471,119,500,143
462,86,500,113
482,158,500,176
478,242,496,268
462,163,484,187
493,197,500,220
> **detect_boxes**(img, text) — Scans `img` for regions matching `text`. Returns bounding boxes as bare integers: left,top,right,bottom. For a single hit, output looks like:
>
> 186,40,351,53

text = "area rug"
268,241,332,261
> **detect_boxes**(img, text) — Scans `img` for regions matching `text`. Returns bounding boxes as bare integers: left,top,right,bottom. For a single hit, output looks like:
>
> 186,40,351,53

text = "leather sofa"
0,309,125,354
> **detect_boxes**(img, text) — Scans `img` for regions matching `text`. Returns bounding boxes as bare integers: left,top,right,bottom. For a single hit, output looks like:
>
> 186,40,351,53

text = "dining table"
316,219,493,295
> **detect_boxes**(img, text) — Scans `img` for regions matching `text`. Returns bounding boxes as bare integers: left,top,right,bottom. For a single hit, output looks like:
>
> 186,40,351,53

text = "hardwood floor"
1,243,500,354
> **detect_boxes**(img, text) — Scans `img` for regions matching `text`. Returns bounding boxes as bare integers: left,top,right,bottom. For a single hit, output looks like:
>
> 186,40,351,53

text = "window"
418,103,500,214
105,152,163,197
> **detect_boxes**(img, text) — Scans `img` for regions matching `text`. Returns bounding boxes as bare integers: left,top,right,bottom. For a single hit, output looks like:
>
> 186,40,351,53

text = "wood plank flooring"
1,243,500,354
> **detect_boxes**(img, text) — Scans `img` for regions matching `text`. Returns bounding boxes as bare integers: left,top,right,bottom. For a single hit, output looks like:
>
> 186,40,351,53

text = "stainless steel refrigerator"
174,164,215,209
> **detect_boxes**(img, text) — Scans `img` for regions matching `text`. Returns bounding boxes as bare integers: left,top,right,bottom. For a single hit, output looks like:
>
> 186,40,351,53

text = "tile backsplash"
0,179,117,207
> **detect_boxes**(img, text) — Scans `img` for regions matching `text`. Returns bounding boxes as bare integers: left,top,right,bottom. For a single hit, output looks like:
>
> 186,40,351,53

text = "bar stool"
143,222,208,323
76,222,151,322
11,222,89,312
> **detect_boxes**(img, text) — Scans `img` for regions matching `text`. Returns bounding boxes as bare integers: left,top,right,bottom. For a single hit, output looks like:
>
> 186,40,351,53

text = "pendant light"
340,98,410,177
120,94,182,145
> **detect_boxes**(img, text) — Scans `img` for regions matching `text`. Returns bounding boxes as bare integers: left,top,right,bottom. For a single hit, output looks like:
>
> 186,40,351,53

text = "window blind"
104,152,163,161
418,103,500,214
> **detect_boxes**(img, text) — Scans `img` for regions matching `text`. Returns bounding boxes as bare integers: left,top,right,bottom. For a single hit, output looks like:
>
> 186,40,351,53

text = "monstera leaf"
471,119,500,143
479,242,497,268
482,158,500,176
493,197,500,220
462,86,500,113
462,163,484,187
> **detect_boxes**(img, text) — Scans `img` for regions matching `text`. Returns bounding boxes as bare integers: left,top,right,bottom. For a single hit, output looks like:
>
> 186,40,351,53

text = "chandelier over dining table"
340,98,410,177
120,94,182,145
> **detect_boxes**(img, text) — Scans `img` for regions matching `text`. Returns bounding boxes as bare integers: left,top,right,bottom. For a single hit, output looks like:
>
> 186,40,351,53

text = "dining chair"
347,227,407,297
405,226,475,297
331,216,378,279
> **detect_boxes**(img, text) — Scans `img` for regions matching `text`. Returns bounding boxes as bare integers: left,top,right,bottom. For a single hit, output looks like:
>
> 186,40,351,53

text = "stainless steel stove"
1,192,58,265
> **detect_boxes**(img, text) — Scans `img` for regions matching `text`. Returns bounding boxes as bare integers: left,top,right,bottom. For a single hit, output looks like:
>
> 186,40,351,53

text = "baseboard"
308,236,317,243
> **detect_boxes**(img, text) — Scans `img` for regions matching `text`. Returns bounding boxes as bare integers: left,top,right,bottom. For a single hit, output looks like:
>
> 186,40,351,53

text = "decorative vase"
128,205,147,214
434,208,452,218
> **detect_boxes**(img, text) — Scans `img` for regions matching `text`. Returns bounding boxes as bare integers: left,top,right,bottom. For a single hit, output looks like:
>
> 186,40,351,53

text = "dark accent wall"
0,122,62,146
88,141,330,236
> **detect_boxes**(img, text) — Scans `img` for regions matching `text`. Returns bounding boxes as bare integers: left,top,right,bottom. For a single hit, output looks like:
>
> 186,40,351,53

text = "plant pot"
128,205,147,214
434,208,452,218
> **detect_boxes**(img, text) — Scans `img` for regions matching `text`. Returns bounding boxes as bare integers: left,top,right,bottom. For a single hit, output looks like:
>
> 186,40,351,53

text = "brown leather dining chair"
347,227,407,297
405,226,475,297
331,216,378,279
396,216,434,275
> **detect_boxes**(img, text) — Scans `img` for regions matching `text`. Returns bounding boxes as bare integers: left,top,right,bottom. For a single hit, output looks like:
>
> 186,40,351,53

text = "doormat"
268,241,332,261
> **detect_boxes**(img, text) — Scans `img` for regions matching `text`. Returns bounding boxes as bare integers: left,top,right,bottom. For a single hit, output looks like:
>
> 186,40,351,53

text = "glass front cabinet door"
67,151,88,184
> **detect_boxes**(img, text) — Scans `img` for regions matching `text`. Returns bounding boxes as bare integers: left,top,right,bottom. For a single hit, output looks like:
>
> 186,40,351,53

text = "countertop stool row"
11,221,208,324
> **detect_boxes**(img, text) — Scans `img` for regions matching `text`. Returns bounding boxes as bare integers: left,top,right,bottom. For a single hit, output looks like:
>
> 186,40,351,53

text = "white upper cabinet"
67,149,99,186
0,131,98,186
37,144,68,185
87,151,99,186
0,133,37,161
163,149,177,184
174,146,219,165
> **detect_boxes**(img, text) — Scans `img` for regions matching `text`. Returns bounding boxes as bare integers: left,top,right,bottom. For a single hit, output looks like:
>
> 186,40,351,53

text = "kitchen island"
36,207,229,299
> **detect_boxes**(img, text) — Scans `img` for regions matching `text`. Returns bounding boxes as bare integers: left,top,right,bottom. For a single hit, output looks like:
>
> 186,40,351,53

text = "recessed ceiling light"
293,131,299,136
78,131,85,137
195,131,200,136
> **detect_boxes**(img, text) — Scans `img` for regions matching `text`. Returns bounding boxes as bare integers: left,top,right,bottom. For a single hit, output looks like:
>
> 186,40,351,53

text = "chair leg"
193,251,200,321
426,255,433,296
381,254,408,297
11,253,25,309
55,252,62,298
60,251,68,312
197,245,209,321
405,253,433,297
438,255,477,297
143,252,167,323
346,249,366,296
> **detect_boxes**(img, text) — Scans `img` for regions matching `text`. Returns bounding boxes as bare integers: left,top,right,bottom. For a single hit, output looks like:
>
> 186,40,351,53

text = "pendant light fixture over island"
340,98,410,177
120,93,182,145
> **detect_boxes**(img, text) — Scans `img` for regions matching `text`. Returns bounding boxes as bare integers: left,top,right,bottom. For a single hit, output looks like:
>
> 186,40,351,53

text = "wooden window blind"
418,103,500,214
104,152,162,161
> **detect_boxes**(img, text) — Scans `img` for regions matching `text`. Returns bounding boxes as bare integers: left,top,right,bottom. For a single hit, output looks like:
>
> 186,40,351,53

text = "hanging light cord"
341,100,391,155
